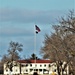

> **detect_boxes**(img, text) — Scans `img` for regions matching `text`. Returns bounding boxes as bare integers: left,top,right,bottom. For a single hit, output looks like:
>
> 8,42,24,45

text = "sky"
0,0,75,59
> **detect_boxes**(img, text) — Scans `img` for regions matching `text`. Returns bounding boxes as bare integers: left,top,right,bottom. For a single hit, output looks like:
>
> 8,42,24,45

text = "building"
4,59,69,75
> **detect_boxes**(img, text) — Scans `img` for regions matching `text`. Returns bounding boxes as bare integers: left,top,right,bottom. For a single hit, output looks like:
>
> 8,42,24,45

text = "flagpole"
34,25,40,72
34,25,36,64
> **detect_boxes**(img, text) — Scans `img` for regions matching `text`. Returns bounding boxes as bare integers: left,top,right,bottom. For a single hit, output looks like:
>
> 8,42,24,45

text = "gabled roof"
17,59,52,63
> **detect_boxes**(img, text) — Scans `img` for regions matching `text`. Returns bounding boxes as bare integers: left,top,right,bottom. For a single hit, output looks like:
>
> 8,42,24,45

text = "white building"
4,59,69,75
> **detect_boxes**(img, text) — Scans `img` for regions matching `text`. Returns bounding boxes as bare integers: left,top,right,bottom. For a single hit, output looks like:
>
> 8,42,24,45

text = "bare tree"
8,41,23,61
41,10,75,75
2,41,23,73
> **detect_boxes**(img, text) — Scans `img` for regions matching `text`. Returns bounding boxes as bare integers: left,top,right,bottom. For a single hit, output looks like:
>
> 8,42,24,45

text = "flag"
35,25,41,33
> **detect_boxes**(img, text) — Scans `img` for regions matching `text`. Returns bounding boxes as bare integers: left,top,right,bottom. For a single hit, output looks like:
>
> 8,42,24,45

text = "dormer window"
49,64,51,67
30,64,32,67
40,65,42,67
44,64,46,67
25,64,28,67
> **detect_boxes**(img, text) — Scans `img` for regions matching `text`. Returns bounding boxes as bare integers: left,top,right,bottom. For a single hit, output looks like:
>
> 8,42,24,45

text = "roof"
17,59,52,63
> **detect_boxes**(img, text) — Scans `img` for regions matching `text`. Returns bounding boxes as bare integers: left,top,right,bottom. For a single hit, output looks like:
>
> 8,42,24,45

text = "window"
43,69,46,71
36,69,38,71
25,64,28,67
21,64,24,67
30,69,33,72
40,65,42,67
54,69,56,72
49,64,51,67
39,69,42,71
6,69,8,72
44,64,46,67
34,69,36,71
30,64,32,67
35,64,37,67
26,69,28,72
34,69,38,71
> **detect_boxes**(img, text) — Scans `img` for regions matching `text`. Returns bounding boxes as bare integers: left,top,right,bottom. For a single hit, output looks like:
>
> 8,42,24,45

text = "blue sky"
0,0,75,59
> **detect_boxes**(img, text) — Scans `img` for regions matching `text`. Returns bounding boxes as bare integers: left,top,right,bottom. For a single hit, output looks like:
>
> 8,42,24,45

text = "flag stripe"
35,25,41,32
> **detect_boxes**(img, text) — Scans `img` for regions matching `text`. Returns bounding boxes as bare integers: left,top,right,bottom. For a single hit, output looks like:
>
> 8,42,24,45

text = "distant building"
4,59,69,75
